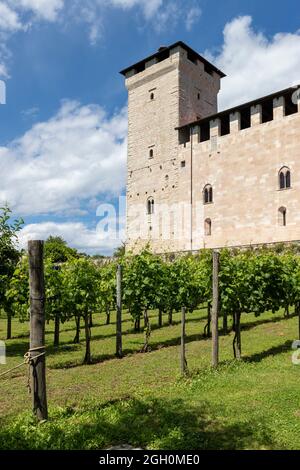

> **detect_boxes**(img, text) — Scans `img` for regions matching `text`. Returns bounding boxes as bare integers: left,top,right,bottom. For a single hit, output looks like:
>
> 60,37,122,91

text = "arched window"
149,149,154,159
147,197,154,215
278,207,287,226
279,167,291,189
203,184,213,204
205,218,212,236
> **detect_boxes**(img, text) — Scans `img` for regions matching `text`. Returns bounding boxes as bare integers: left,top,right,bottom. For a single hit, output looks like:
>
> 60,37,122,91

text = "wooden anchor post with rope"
28,240,48,421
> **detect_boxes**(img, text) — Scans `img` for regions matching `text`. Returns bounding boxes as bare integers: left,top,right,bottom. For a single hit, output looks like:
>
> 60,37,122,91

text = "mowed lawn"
0,308,300,450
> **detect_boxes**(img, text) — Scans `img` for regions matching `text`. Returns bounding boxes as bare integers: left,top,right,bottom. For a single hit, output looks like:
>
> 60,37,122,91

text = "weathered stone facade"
121,42,300,253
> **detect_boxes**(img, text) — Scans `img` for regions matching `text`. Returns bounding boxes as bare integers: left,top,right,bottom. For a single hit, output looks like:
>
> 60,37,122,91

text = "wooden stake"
181,306,188,375
28,240,48,421
116,264,122,358
212,251,220,368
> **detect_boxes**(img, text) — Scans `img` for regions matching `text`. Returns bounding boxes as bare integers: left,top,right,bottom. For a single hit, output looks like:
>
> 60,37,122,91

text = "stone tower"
121,42,225,252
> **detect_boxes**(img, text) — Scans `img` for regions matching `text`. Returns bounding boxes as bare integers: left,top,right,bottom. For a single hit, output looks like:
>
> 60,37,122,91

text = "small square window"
181,161,186,168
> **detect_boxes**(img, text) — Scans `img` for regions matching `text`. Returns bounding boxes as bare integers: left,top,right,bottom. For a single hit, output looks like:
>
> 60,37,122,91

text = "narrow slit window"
147,197,154,215
205,218,212,236
278,207,287,226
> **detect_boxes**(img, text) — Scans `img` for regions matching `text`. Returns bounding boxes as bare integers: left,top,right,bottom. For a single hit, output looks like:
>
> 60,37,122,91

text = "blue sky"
0,0,300,254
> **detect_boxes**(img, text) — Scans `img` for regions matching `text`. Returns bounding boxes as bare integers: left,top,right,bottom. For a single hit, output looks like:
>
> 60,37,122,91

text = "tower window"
181,161,186,168
149,148,154,159
197,92,201,100
203,184,213,204
150,92,154,100
279,167,291,189
147,197,154,215
205,218,212,236
278,207,287,226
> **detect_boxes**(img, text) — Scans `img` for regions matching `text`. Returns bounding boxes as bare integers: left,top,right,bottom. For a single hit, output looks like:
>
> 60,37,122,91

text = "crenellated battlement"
178,86,300,147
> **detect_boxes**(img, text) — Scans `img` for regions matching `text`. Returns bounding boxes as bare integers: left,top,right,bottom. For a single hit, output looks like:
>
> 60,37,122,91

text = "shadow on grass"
241,312,297,332
48,321,295,370
5,340,81,358
0,396,276,450
5,311,294,369
244,340,292,363
49,332,208,369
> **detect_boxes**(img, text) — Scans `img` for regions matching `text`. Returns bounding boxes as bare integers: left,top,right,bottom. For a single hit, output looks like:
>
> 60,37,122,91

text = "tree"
97,262,117,325
172,254,209,314
123,250,165,350
5,256,29,328
44,262,70,346
44,236,78,263
63,259,99,364
0,205,23,339
114,242,126,258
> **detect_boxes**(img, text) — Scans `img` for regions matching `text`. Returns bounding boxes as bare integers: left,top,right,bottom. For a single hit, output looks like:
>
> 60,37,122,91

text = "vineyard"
3,245,300,364
1,235,300,449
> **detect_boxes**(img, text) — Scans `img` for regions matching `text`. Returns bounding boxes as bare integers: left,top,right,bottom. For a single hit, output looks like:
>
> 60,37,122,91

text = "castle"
121,41,300,253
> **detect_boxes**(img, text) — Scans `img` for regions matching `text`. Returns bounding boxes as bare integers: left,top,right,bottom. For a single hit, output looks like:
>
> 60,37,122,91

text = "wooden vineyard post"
212,250,220,368
28,240,48,421
181,306,188,375
116,264,123,358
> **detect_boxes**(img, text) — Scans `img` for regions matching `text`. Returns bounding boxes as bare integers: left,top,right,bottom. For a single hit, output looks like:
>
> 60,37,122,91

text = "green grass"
0,308,300,450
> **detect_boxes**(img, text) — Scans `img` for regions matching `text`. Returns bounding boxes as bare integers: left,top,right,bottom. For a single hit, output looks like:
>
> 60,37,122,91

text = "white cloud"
0,1,22,31
11,0,64,21
108,0,163,19
151,1,179,34
21,106,39,119
0,100,127,215
70,0,164,45
185,6,202,32
209,16,300,110
18,221,123,255
0,60,9,79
